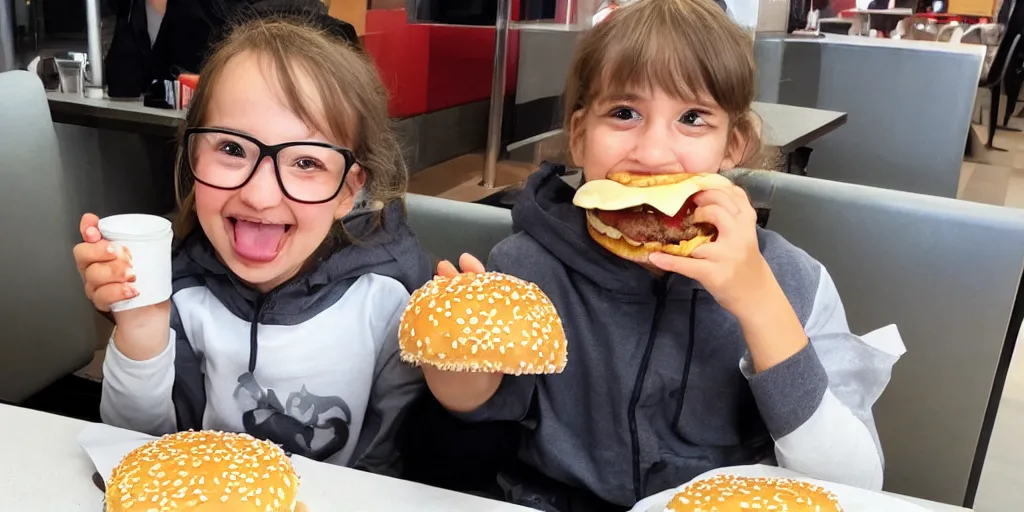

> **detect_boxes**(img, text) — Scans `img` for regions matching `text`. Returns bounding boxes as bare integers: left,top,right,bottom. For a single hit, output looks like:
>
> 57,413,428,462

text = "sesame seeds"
105,430,299,512
663,475,844,512
398,272,568,375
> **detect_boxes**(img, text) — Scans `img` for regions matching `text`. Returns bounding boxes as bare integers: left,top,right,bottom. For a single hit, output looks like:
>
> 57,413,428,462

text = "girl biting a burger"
404,0,902,510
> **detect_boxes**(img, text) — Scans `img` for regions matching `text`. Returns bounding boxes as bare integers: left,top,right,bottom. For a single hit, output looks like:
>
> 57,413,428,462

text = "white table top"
0,403,529,511
0,403,973,512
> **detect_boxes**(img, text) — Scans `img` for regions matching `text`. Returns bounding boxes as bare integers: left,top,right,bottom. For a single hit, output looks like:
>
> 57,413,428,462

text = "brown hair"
564,0,763,166
173,15,406,244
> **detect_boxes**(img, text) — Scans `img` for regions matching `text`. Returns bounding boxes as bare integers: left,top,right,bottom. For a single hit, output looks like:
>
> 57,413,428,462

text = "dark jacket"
100,202,434,475
104,0,357,98
446,164,889,510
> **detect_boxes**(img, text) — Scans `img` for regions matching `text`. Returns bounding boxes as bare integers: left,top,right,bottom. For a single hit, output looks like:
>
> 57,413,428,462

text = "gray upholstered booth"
745,171,1024,508
755,35,985,199
0,71,96,403
405,193,514,266
406,171,1024,508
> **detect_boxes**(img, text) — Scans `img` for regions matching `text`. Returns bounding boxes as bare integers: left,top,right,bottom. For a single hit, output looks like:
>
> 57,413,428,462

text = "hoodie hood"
512,163,695,297
173,199,432,325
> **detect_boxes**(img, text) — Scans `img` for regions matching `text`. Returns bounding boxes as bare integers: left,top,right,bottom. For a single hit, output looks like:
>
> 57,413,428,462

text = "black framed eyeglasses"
184,127,357,204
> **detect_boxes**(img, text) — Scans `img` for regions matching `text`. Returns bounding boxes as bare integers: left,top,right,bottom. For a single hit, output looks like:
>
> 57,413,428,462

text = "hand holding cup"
73,213,174,361
74,213,138,312
74,211,174,360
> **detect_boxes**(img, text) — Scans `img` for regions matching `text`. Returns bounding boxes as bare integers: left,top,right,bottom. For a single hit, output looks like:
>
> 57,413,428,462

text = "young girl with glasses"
71,13,431,474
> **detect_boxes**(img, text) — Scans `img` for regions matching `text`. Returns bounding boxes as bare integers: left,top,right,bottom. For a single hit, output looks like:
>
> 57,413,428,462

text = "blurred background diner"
2,0,1024,510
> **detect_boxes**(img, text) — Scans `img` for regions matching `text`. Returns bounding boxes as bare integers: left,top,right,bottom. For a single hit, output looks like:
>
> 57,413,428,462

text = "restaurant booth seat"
405,170,1024,509
405,193,514,267
0,71,97,403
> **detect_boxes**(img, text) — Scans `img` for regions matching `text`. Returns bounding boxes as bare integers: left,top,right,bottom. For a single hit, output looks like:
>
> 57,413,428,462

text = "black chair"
979,0,1024,151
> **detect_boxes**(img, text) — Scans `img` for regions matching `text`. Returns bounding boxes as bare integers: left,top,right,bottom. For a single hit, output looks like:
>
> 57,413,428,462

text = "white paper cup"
98,214,173,312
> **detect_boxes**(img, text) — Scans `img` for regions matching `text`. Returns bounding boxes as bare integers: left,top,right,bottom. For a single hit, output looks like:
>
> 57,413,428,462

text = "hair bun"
105,430,300,512
399,272,568,374
664,475,844,512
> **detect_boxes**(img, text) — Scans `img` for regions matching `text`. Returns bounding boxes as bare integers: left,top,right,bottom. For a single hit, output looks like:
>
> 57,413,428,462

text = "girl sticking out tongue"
72,12,431,474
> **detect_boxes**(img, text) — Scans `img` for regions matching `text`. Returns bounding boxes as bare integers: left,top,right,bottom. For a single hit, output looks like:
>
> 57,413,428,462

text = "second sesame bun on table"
663,474,844,512
105,430,301,512
398,272,567,374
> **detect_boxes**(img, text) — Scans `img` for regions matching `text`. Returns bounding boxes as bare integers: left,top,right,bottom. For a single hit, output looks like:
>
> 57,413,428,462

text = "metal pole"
84,0,103,96
482,0,512,189
0,0,15,72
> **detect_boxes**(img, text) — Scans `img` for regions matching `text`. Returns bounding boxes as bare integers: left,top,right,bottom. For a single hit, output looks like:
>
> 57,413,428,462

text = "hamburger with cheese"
664,474,844,512
105,430,302,512
398,271,567,375
572,171,734,263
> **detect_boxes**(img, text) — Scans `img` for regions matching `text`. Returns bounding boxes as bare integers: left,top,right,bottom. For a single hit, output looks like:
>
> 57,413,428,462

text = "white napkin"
860,324,906,358
77,423,159,484
630,465,930,512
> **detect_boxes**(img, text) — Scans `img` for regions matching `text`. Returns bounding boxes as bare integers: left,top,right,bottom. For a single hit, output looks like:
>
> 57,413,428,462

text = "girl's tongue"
233,220,287,262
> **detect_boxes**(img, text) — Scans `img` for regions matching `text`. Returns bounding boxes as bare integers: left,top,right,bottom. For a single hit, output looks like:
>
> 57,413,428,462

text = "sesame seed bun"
398,272,568,374
664,475,844,512
105,430,300,512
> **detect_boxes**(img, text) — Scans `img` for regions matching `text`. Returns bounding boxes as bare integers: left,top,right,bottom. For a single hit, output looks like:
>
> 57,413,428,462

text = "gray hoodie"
100,201,432,476
457,165,893,508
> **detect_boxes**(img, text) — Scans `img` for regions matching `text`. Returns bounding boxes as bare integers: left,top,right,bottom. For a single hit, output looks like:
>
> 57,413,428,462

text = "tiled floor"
958,118,1024,512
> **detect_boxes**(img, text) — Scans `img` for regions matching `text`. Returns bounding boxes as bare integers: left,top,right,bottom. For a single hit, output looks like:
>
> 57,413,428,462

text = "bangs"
593,34,712,108
576,0,755,116
257,49,360,150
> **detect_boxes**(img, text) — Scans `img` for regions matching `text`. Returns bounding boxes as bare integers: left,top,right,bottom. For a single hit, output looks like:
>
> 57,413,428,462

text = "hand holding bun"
399,271,567,375
664,475,843,512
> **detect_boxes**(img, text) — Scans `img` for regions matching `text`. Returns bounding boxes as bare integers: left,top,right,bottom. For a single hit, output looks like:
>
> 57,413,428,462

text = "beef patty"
595,201,713,244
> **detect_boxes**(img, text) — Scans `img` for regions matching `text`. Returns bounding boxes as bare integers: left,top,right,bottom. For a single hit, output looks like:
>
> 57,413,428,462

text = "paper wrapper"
630,465,930,512
77,423,309,511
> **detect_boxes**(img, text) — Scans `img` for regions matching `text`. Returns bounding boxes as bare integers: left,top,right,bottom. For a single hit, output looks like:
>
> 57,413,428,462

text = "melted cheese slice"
572,174,733,216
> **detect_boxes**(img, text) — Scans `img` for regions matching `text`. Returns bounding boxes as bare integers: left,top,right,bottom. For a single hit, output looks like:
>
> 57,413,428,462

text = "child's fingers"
73,240,121,277
84,259,135,295
436,260,459,278
725,185,758,224
648,252,714,282
693,189,741,217
692,205,736,239
80,213,101,242
459,253,486,274
91,282,138,312
437,255,486,278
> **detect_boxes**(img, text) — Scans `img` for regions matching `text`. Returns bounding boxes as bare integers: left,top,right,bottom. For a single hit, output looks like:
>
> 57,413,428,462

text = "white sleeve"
742,265,904,490
99,327,178,436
